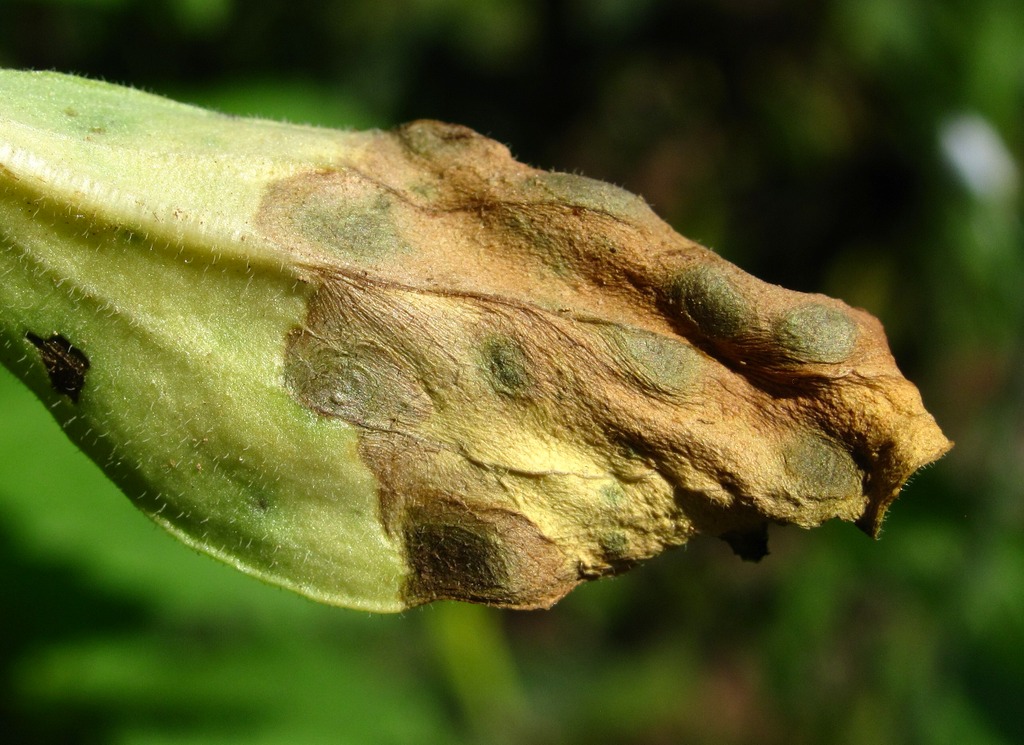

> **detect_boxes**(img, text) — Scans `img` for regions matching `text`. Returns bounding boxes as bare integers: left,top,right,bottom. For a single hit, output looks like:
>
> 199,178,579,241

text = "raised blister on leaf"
0,70,952,612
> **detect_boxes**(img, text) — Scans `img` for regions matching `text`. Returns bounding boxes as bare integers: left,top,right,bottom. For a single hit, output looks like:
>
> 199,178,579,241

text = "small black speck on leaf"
26,331,90,403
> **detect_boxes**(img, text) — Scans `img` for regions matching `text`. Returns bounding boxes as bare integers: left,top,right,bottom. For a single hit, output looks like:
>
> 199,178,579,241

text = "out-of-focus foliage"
0,0,1020,743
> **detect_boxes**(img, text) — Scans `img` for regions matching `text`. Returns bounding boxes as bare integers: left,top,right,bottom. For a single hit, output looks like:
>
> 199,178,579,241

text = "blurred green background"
1,0,1021,742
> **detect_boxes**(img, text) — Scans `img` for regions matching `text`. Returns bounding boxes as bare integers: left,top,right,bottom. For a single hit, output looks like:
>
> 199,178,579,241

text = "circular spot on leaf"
670,266,751,339
776,304,858,364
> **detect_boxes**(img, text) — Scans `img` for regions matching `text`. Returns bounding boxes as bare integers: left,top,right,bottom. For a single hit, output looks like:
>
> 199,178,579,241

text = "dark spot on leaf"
402,501,575,608
406,519,510,602
396,120,486,157
782,432,862,501
533,172,651,222
26,332,90,403
670,266,751,339
281,280,433,430
604,325,703,394
720,524,769,562
775,303,858,364
480,335,530,396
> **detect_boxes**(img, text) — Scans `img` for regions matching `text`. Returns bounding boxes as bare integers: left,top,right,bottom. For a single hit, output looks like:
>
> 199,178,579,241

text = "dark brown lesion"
26,331,90,403
401,499,578,609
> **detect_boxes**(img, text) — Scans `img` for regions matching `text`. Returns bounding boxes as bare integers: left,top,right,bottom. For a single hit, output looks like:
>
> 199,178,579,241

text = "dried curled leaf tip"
0,70,951,612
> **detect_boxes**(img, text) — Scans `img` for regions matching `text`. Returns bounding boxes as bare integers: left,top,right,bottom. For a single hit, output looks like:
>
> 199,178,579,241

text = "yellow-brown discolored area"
267,120,952,608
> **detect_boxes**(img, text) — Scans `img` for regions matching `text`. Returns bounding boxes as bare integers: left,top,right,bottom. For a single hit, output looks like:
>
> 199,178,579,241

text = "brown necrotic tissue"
267,121,951,607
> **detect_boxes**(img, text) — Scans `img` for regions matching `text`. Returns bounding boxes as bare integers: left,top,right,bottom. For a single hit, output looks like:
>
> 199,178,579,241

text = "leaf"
0,70,952,611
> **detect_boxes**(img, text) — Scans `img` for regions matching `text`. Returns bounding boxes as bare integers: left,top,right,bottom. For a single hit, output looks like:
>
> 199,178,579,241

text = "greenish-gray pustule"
604,325,704,395
775,303,859,364
480,335,531,396
670,265,751,340
782,431,863,502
